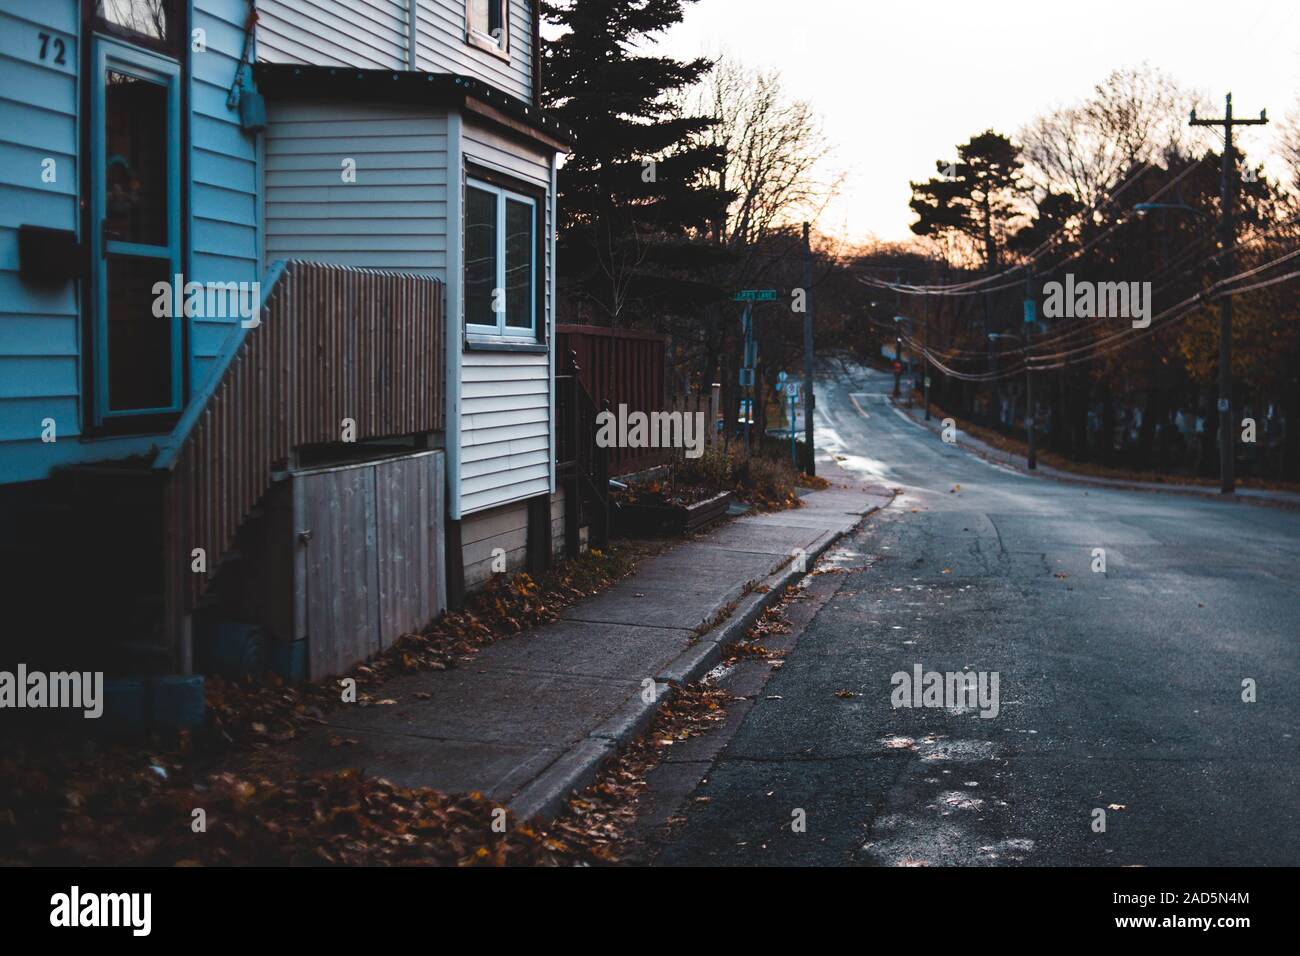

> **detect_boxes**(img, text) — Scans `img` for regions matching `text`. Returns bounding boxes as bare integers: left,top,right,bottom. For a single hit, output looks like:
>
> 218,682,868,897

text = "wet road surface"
649,367,1300,866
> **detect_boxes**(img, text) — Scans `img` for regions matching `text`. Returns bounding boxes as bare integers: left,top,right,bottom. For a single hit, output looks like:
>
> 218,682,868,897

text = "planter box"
615,491,733,536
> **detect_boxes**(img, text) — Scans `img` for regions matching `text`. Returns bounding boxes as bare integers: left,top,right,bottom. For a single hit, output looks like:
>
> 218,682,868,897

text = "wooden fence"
159,261,446,618
556,324,667,476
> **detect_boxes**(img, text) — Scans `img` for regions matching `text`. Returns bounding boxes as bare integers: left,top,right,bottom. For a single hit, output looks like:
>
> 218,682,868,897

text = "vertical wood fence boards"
556,324,667,477
292,451,445,681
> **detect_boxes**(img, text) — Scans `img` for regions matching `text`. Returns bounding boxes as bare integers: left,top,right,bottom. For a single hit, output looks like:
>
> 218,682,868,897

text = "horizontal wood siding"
191,0,262,392
264,101,449,277
414,0,533,102
256,0,407,69
0,0,80,476
457,118,553,514
460,497,528,588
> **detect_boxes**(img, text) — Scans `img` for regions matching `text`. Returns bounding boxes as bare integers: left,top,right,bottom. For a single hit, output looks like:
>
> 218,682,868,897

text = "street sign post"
785,383,800,464
734,289,778,302
739,303,756,444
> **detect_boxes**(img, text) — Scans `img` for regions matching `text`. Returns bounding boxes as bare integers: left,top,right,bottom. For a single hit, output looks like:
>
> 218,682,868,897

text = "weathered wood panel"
375,452,444,648
297,463,380,680
292,450,444,679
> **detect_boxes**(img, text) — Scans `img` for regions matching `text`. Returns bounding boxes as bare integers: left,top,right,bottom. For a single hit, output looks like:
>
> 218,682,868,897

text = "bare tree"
1020,65,1205,213
1276,101,1300,193
689,55,842,250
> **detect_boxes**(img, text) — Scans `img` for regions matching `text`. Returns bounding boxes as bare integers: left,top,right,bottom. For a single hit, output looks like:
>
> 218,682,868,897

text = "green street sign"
734,289,778,302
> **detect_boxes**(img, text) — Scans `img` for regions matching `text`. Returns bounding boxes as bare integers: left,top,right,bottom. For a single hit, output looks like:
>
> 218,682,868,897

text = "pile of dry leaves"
543,680,734,863
202,544,643,751
1,545,650,866
1,679,732,867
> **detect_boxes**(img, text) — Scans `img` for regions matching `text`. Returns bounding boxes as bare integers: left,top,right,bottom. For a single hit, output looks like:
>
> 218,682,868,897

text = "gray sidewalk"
896,400,1300,509
277,473,894,819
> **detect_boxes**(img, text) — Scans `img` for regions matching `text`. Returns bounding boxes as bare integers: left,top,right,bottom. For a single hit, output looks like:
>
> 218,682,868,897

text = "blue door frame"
90,36,184,426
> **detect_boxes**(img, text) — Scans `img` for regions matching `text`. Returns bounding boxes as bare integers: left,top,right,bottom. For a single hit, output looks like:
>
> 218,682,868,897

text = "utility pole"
801,222,816,475
1191,92,1267,494
1025,265,1037,470
922,304,932,421
893,272,902,398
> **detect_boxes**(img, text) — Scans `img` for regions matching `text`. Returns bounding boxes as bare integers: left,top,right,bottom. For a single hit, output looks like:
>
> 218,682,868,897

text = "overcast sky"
650,0,1300,243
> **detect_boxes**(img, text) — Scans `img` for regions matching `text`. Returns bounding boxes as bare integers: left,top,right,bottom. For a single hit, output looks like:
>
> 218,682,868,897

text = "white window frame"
466,0,510,59
465,177,537,340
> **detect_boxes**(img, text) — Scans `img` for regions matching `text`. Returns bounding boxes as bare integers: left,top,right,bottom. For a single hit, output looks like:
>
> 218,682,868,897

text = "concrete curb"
507,494,893,823
894,400,1300,511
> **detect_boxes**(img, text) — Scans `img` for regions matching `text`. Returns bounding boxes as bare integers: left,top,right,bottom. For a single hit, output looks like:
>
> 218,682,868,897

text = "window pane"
97,1,175,46
107,254,172,411
468,0,489,34
105,70,169,245
469,0,504,41
465,186,498,328
505,198,534,330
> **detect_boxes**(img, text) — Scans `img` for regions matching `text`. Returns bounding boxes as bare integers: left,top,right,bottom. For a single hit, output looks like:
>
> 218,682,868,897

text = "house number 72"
38,33,68,66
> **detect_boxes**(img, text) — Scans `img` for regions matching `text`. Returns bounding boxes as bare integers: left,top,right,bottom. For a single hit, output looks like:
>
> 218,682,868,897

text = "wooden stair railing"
155,260,445,660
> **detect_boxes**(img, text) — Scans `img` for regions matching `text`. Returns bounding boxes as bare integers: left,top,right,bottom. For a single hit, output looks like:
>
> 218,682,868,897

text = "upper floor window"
467,0,509,58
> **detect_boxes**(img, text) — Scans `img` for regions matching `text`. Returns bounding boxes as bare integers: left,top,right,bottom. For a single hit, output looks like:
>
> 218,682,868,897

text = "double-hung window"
465,178,537,339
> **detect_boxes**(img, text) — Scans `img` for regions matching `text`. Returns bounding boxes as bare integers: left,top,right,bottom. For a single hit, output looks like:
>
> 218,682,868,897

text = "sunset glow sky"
651,0,1300,243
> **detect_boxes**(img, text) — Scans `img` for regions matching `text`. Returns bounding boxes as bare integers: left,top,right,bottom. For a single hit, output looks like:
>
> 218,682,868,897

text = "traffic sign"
734,289,778,302
784,381,800,397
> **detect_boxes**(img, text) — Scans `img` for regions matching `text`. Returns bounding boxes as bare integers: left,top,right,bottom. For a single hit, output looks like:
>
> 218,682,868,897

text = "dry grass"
671,441,803,511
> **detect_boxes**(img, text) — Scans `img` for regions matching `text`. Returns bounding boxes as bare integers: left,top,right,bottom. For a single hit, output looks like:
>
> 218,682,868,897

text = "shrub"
670,440,801,511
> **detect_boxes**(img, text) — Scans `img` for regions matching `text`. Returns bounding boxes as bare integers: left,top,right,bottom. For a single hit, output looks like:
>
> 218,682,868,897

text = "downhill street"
649,366,1300,866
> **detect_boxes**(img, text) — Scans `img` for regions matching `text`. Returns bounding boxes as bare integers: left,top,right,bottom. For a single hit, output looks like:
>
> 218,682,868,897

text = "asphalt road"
650,365,1300,866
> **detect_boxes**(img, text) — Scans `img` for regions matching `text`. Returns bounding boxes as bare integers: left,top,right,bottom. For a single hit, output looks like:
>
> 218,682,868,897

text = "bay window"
465,178,536,338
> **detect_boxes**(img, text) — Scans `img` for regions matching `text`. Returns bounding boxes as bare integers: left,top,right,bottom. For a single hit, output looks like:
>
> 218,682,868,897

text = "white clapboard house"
0,0,585,683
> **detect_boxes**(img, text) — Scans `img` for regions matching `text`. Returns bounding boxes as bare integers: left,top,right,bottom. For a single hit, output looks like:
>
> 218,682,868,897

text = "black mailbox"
18,225,83,286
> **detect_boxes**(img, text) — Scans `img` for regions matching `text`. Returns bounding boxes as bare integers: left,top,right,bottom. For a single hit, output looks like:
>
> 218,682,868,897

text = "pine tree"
910,130,1028,270
541,0,730,323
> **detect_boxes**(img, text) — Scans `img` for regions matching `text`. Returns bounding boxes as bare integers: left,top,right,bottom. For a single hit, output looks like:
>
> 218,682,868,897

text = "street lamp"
892,316,904,398
988,332,1035,469
1133,201,1213,224
895,315,927,412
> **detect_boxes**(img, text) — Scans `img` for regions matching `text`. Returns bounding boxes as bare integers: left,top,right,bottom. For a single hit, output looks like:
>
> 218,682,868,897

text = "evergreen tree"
541,0,730,323
909,130,1028,270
